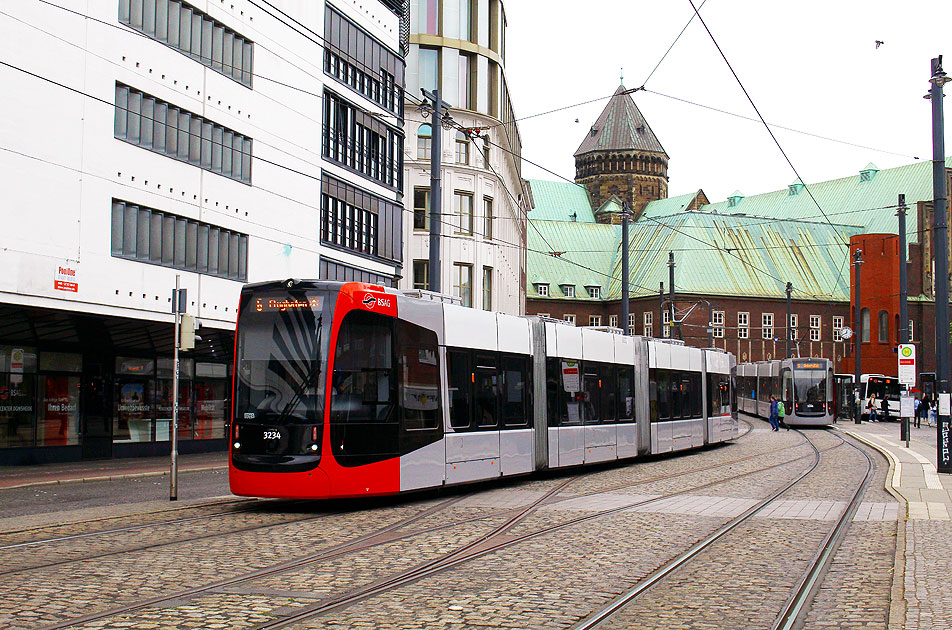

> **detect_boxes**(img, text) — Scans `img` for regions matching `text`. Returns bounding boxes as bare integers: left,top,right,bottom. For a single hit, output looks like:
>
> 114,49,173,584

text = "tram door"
781,367,793,424
81,361,112,459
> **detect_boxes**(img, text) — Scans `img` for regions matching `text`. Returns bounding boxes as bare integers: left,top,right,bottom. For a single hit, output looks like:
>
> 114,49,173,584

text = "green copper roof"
641,191,707,218
526,179,595,223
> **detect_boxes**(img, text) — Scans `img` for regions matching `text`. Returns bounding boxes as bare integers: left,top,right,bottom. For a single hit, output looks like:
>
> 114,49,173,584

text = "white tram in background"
736,358,835,426
230,281,738,500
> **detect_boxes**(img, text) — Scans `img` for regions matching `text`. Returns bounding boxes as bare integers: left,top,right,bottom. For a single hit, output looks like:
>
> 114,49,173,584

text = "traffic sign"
898,344,916,386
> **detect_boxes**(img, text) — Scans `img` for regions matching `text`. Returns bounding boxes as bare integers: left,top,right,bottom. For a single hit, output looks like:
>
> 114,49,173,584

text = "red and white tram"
229,280,738,499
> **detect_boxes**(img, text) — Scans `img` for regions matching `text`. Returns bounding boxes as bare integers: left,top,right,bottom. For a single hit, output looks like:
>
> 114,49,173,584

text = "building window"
458,52,475,110
589,315,601,327
564,314,576,325
712,310,724,338
809,315,821,342
115,83,251,184
762,313,774,339
455,191,473,234
413,260,429,290
643,312,652,337
454,263,473,307
561,284,575,298
321,173,399,261
487,59,499,117
119,0,254,87
587,286,600,299
789,314,798,340
878,310,889,343
663,311,671,338
111,199,247,281
413,187,430,231
609,315,618,328
909,319,914,342
483,197,493,240
455,130,470,165
419,46,440,91
458,0,475,41
861,308,870,343
482,266,492,310
482,136,491,169
323,5,405,117
537,313,550,318
535,283,548,297
323,90,404,191
418,0,440,34
833,316,844,342
417,124,432,160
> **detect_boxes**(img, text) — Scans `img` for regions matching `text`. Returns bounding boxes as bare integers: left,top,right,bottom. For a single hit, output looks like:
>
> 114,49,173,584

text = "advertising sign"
54,266,79,292
898,344,916,386
900,395,914,418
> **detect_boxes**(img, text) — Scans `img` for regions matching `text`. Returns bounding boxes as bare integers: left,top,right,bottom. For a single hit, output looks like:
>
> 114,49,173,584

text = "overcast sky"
504,0,952,203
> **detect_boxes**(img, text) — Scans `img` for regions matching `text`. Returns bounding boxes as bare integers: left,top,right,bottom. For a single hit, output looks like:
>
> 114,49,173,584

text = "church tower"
574,84,669,223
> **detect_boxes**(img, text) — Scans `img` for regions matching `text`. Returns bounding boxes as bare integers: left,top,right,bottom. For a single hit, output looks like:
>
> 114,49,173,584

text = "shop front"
0,305,233,465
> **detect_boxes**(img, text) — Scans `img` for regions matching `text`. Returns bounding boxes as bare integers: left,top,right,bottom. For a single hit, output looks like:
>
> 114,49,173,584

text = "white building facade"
0,0,407,462
400,0,526,315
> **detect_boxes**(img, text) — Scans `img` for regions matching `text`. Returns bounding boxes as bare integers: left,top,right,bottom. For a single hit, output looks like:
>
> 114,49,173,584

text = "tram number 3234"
263,430,281,440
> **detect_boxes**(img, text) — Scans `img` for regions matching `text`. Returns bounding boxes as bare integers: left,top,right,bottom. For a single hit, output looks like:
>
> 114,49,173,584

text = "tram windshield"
867,377,901,401
794,369,827,403
234,290,332,425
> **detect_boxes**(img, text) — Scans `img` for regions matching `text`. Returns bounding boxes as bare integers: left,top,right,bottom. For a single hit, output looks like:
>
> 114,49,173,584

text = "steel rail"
771,434,875,630
570,428,824,630
252,441,827,629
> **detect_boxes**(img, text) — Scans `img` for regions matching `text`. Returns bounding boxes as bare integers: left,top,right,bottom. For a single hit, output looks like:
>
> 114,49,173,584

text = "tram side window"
600,364,617,423
448,350,472,429
501,355,530,427
670,374,683,418
474,353,499,428
654,370,670,421
582,364,601,424
546,357,560,427
395,320,440,431
690,372,702,417
709,374,730,416
617,366,634,421
330,310,397,465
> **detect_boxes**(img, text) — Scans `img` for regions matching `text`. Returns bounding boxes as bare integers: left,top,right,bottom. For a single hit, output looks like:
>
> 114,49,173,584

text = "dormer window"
535,283,549,297
561,284,575,298
788,179,804,196
859,162,879,182
587,286,600,299
727,190,744,208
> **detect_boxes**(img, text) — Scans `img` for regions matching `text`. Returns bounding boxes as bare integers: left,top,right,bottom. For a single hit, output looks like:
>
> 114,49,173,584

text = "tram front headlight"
233,442,241,450
309,444,319,452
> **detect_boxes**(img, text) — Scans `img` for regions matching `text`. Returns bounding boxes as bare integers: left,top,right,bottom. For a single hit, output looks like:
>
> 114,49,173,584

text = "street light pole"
422,88,451,294
854,249,864,424
621,202,631,335
785,282,793,359
898,194,909,345
928,56,951,472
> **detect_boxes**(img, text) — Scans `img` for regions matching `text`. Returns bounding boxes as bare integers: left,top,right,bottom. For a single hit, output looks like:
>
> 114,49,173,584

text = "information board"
898,344,916,386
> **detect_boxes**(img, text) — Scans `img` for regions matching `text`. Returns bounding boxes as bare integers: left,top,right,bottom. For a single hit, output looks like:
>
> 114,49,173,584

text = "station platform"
0,450,228,490
835,419,952,630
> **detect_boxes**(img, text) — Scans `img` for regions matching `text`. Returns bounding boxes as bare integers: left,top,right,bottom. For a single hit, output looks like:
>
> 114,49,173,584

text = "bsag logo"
362,294,377,308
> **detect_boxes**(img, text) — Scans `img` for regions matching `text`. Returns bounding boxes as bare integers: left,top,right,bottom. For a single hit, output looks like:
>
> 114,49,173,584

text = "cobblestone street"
0,415,928,629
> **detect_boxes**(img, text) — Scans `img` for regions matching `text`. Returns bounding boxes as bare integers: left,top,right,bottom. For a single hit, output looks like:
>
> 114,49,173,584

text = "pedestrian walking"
914,396,922,429
880,395,889,422
778,398,788,430
928,397,937,427
768,396,780,431
866,393,878,422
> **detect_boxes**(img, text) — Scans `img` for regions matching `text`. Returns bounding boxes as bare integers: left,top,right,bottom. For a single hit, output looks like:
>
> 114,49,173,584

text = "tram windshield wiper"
275,315,323,425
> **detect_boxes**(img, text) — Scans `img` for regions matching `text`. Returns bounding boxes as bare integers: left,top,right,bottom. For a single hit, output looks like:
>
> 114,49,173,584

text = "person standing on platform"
867,393,878,422
880,395,889,422
768,396,780,431
914,396,922,429
778,398,788,430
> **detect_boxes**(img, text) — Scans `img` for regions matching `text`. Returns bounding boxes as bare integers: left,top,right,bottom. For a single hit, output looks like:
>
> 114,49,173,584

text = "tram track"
24,434,811,630
569,429,876,630
4,419,783,577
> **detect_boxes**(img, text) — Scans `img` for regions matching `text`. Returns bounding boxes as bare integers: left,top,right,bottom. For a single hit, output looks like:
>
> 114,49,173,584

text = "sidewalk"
0,450,228,490
836,420,952,630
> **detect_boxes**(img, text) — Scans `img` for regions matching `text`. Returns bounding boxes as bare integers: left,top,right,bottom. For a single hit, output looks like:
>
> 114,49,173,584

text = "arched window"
454,130,469,165
417,124,432,160
879,310,889,343
861,308,870,343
